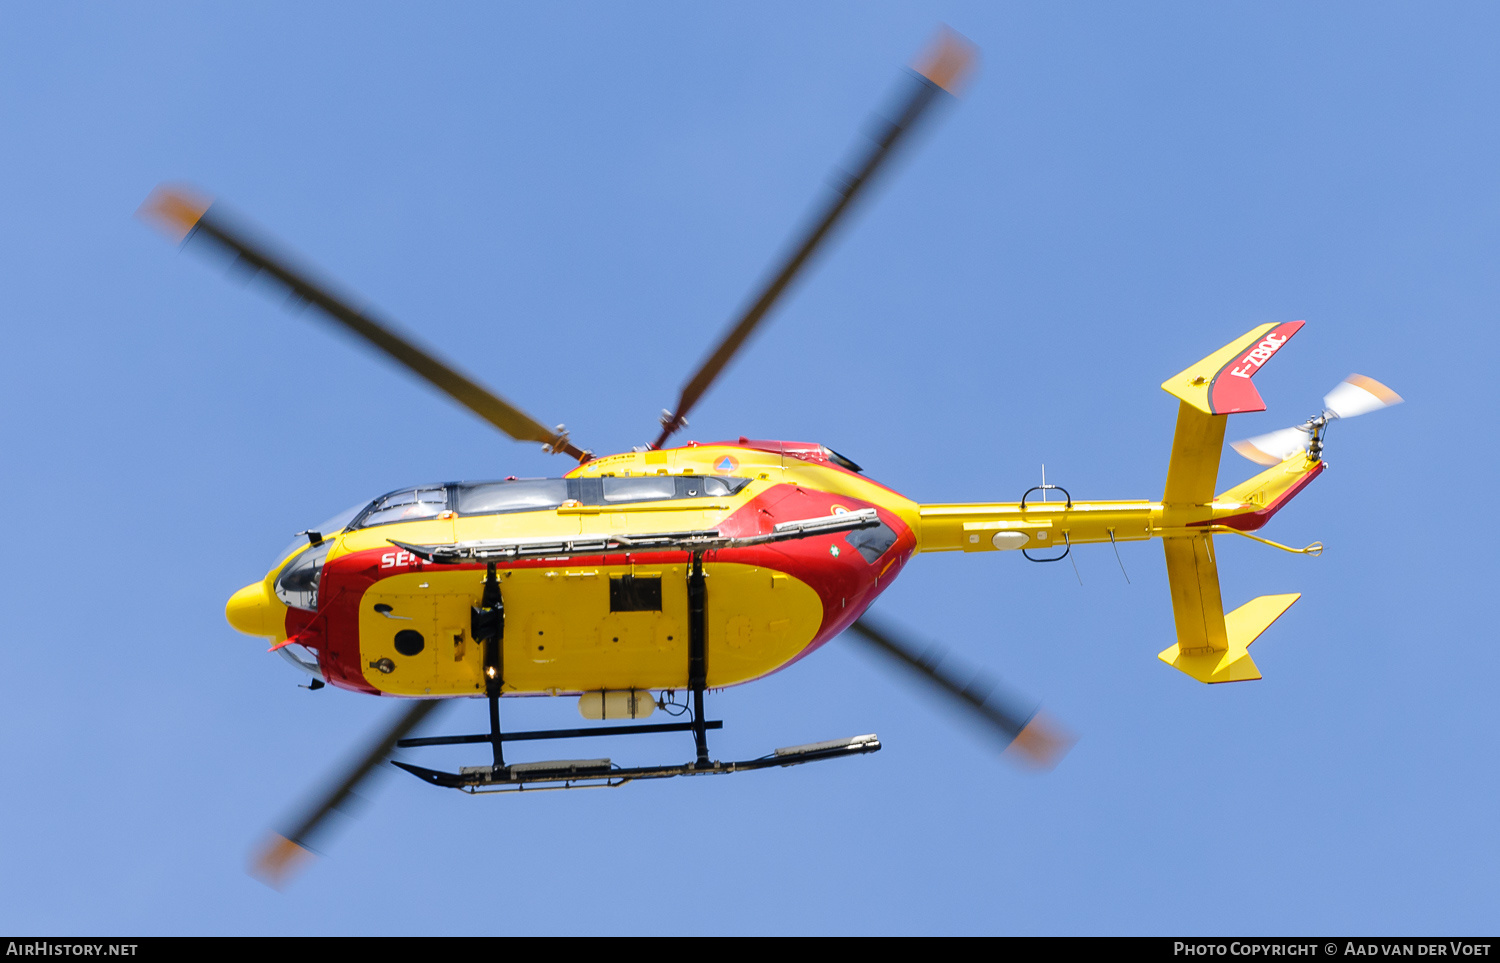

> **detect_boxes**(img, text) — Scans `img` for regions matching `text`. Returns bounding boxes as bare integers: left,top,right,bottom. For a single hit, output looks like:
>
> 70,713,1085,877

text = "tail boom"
914,451,1323,555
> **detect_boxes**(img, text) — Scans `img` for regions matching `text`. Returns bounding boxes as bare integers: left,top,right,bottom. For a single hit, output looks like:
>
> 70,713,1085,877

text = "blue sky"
1,2,1495,935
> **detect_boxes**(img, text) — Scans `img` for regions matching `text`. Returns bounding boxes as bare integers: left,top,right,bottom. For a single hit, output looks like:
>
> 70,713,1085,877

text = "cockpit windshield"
276,501,367,565
350,487,448,529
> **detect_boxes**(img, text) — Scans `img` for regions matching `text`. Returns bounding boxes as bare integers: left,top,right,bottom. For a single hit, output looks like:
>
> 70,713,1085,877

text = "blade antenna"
1108,529,1131,584
652,29,977,448
138,186,590,462
1066,533,1083,586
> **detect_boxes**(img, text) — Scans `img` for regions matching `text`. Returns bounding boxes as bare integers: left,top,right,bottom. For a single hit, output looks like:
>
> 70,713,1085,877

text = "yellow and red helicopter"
140,31,1399,885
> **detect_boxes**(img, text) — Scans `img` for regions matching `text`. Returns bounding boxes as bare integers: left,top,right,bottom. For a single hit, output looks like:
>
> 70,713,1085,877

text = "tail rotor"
1231,374,1402,466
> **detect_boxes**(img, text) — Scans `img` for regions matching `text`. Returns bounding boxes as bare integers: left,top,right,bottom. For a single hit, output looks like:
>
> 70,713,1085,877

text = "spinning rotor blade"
1230,374,1402,465
1231,426,1314,466
139,186,588,461
1323,373,1403,420
652,29,976,449
846,616,1072,769
250,699,443,889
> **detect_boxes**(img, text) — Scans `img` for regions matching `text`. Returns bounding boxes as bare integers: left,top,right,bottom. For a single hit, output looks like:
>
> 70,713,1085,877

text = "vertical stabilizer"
1156,323,1308,683
1163,403,1227,506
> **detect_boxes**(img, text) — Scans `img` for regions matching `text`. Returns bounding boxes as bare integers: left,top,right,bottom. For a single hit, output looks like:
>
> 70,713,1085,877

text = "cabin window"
452,479,568,516
610,574,663,612
700,476,751,497
845,520,897,564
602,476,676,503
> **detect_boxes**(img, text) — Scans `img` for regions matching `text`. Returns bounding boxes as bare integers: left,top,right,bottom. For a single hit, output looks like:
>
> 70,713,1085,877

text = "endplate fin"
1158,592,1300,684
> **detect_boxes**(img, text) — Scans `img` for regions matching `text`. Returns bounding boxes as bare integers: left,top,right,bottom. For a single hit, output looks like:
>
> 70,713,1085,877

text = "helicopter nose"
227,580,284,637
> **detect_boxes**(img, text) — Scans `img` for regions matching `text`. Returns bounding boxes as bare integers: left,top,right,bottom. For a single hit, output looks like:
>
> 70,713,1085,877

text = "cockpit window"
275,539,333,611
352,487,448,529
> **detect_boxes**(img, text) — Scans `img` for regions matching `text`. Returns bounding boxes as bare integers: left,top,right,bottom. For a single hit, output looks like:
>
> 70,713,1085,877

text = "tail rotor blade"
652,28,977,448
1230,426,1314,466
1231,374,1402,465
845,615,1072,769
1323,374,1403,420
250,699,444,889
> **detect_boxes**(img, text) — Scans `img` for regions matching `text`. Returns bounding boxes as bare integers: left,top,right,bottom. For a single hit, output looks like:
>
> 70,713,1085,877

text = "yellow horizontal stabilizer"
1158,592,1300,684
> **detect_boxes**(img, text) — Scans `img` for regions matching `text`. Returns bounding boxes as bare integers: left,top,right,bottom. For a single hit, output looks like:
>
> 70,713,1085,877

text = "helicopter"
139,29,1400,887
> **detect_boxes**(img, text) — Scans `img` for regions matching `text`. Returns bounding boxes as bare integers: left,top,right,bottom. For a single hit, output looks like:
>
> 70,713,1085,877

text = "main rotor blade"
652,29,976,449
139,186,588,461
250,698,443,889
846,615,1072,769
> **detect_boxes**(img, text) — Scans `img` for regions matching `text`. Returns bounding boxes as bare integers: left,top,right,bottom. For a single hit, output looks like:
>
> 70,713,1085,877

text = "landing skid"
393,549,880,793
392,734,881,793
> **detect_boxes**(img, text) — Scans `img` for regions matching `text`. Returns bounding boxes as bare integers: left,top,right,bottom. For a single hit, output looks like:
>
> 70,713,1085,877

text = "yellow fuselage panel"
356,562,823,696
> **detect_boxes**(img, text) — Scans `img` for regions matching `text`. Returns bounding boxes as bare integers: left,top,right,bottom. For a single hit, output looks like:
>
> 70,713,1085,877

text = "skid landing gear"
392,731,881,793
687,550,710,768
391,551,881,792
471,562,506,771
391,667,879,793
